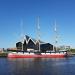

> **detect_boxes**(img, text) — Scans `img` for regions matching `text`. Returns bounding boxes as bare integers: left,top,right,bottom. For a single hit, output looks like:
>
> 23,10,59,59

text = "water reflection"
0,57,75,75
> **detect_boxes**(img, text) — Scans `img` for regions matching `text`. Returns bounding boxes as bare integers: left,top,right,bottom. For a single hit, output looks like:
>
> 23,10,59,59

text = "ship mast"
53,21,58,51
21,20,24,51
37,16,40,52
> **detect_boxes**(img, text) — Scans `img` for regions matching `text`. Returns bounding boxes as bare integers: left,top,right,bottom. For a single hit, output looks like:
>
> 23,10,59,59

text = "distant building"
59,45,70,50
16,35,53,52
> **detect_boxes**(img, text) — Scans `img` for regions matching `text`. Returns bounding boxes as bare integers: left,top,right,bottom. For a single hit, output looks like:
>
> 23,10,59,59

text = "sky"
0,0,75,48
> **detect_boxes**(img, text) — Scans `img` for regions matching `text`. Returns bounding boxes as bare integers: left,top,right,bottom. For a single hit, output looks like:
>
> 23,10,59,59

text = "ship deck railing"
8,50,67,54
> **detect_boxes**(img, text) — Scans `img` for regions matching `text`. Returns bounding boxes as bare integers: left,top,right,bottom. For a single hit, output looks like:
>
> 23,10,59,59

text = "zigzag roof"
24,35,45,44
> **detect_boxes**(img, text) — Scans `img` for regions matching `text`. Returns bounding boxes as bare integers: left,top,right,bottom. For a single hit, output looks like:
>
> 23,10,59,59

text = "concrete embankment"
71,53,75,55
0,52,8,57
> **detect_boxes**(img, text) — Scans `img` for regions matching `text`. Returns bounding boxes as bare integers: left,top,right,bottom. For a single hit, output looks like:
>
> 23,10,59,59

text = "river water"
0,57,75,75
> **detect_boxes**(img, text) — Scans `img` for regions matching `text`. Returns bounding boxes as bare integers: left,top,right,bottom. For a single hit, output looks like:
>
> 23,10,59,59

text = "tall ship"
7,18,68,58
